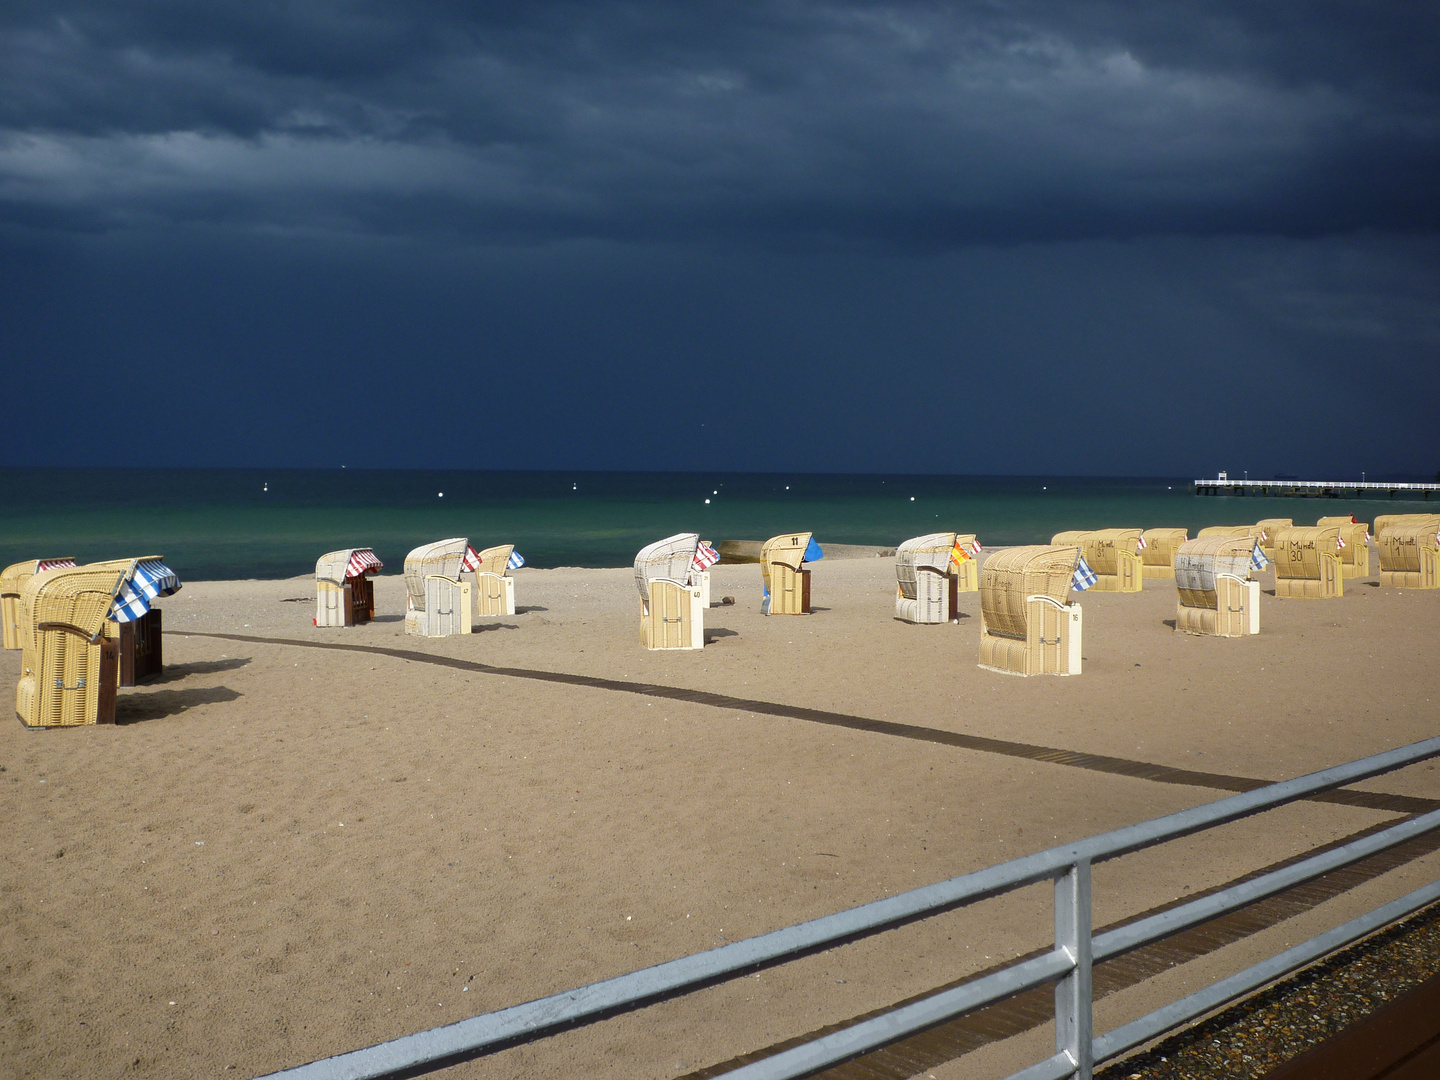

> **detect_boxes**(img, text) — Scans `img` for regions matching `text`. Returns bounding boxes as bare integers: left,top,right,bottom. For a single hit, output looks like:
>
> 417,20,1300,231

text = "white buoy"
438,492,444,498
705,499,711,504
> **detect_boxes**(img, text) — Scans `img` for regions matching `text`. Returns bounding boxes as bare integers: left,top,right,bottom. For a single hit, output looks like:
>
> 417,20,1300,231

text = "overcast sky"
3,1,1437,476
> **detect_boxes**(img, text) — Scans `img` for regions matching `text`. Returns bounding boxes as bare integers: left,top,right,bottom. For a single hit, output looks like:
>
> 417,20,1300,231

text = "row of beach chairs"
974,514,1438,677
618,516,1436,679
312,540,524,635
6,516,1433,726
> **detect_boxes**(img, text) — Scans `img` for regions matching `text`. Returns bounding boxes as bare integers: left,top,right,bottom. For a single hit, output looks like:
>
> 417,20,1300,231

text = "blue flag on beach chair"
804,537,824,562
1071,555,1098,592
1250,545,1270,571
110,560,182,623
507,550,525,569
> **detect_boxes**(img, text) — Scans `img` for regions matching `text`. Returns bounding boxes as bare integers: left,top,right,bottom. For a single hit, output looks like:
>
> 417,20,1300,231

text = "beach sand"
2,550,1438,1079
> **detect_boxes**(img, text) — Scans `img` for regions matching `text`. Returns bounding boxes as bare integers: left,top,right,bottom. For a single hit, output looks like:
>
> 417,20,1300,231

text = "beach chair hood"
895,532,957,599
404,538,470,608
634,534,700,601
1175,536,1257,600
316,549,383,586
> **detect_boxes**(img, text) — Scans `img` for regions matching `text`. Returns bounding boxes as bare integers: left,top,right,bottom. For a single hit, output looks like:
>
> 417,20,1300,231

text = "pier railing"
1194,478,1438,499
259,738,1440,1080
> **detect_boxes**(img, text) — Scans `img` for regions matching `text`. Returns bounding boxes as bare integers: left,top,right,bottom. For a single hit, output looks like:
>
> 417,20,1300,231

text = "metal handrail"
259,736,1440,1080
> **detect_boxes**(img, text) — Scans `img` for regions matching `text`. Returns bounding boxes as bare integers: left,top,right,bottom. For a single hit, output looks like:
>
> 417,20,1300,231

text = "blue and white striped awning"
1071,555,1098,592
109,560,182,623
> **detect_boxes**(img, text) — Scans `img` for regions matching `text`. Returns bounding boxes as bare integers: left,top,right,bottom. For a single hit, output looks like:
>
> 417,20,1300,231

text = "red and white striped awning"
346,549,384,578
37,559,76,572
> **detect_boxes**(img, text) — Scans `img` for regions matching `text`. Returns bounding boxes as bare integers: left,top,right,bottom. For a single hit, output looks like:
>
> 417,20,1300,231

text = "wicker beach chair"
403,539,472,637
978,545,1083,676
634,534,705,650
1316,516,1372,579
1140,529,1187,581
894,533,972,624
466,544,518,619
1,558,75,651
315,548,383,628
14,557,181,726
85,556,175,686
1374,514,1434,543
760,533,820,615
1174,537,1261,637
1050,529,1143,592
1375,515,1440,589
1272,526,1345,599
1254,520,1291,561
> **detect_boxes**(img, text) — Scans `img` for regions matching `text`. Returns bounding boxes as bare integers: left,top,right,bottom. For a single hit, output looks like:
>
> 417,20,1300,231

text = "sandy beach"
2,549,1438,1080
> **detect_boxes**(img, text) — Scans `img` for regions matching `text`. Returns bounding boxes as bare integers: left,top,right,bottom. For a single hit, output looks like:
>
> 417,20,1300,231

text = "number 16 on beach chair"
760,533,822,615
314,549,383,627
634,534,706,650
978,545,1086,676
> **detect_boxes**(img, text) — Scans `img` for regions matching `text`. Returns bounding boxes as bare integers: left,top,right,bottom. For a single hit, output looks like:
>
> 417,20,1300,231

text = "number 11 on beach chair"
760,533,822,615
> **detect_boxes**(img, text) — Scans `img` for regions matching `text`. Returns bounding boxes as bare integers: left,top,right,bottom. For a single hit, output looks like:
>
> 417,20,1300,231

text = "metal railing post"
1055,859,1093,1079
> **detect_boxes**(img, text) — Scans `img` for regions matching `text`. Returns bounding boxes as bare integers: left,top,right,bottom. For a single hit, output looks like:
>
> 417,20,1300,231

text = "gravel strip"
1097,900,1440,1079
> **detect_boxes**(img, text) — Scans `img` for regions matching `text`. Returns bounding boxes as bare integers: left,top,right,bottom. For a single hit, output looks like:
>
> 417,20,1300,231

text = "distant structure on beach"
1194,476,1439,499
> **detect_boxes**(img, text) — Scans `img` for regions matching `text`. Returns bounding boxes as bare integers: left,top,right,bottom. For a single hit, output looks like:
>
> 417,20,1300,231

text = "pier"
1194,478,1439,499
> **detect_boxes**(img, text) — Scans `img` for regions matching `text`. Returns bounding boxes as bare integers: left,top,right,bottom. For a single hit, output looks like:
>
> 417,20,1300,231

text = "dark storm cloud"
3,1,1438,246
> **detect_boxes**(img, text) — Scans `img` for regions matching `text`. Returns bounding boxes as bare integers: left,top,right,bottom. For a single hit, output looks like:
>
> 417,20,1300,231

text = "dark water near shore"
1,468,1435,581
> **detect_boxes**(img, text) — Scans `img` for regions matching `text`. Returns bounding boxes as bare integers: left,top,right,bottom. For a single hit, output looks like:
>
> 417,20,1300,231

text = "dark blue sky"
3,2,1438,476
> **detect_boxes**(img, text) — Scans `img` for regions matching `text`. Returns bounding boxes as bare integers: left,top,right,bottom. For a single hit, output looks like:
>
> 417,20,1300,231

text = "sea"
1,468,1436,581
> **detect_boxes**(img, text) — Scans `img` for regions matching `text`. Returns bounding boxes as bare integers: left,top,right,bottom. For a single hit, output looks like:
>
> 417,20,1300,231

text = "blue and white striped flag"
1250,545,1270,571
1071,555,1098,592
110,560,182,623
507,550,525,570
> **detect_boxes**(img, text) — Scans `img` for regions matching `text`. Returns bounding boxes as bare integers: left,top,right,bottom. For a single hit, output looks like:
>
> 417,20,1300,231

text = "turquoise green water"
1,469,1434,580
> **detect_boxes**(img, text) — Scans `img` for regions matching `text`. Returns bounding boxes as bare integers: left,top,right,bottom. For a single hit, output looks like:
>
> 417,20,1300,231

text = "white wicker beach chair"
634,534,704,650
